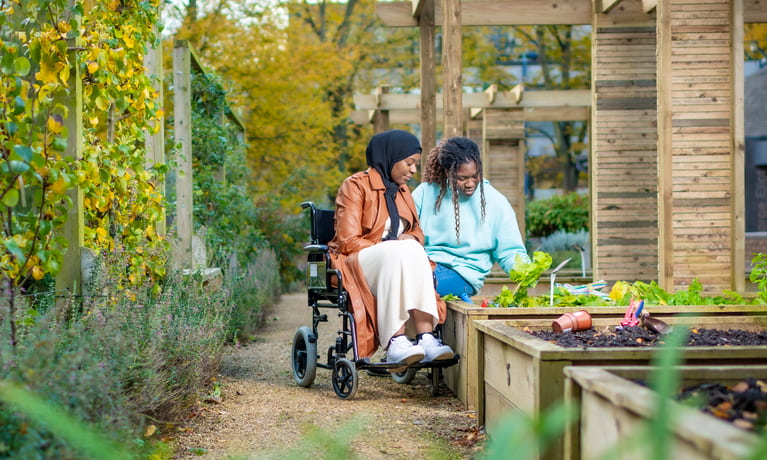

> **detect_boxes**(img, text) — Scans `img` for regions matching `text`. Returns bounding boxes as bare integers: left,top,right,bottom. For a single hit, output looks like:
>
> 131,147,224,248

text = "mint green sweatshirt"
412,180,529,293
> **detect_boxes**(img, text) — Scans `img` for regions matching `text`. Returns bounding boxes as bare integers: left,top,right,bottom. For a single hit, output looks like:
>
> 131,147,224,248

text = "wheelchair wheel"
391,367,417,385
332,358,358,399
291,326,317,387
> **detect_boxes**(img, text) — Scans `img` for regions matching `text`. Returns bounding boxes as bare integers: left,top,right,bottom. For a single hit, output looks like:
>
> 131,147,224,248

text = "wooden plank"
601,0,624,14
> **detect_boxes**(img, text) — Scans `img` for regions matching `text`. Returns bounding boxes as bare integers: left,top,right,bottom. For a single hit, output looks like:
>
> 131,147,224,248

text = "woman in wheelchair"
328,129,454,373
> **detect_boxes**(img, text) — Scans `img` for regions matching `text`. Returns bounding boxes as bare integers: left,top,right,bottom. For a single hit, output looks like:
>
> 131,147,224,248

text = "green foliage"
526,193,589,238
749,253,767,302
0,0,78,284
495,252,552,307
0,251,231,458
226,249,281,342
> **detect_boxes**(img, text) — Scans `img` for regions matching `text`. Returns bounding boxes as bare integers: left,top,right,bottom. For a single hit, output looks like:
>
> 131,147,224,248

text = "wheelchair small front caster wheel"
391,367,417,385
332,358,358,399
291,326,317,387
430,368,441,396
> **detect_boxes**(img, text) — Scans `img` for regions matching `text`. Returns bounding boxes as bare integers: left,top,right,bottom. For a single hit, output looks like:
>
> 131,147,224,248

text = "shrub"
0,252,233,458
526,193,589,238
226,248,281,342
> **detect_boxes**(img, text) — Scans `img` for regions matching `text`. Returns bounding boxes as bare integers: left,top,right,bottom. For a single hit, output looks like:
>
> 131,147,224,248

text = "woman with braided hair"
412,136,529,299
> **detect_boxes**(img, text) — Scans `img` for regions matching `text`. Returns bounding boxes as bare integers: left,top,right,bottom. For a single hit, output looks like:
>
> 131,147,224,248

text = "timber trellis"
365,0,767,294
55,39,244,296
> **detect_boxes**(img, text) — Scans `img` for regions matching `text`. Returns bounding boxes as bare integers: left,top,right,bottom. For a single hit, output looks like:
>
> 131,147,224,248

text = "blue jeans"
434,263,475,299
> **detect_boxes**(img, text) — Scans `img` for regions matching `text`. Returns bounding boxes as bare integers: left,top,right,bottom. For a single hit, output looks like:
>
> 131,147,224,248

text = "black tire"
332,358,358,399
291,326,317,387
391,367,418,384
430,368,441,396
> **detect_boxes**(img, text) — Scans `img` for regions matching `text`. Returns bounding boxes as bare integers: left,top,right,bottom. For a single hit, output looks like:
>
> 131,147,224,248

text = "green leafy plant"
495,252,553,307
749,253,767,303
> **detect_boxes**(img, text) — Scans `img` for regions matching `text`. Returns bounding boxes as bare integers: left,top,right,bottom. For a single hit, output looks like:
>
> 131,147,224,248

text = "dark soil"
529,326,767,348
676,378,767,434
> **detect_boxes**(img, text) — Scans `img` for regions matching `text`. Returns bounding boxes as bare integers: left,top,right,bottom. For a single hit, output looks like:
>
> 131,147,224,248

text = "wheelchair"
291,201,460,399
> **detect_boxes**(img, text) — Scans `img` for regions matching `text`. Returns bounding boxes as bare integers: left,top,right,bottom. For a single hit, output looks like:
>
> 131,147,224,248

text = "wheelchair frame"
291,201,459,399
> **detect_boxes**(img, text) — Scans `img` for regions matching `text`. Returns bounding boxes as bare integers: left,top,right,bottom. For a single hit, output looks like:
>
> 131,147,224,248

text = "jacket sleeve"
334,177,375,255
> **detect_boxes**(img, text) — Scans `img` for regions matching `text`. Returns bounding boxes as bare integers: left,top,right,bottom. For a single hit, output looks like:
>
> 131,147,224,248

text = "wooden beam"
641,0,656,14
745,0,767,23
353,106,590,124
601,0,624,14
354,89,591,110
377,0,593,26
382,0,767,25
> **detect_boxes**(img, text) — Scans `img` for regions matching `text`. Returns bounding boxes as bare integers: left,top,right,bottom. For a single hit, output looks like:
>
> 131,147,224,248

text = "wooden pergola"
370,0,767,293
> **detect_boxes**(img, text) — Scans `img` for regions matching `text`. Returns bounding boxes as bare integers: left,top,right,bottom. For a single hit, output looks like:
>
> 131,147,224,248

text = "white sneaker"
418,333,454,362
386,336,425,373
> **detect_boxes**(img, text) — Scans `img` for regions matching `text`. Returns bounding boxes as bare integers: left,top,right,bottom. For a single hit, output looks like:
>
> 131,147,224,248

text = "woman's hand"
398,233,418,241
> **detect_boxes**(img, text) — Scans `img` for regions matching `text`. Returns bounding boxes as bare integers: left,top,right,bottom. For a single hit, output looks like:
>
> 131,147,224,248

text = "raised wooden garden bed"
472,315,767,460
564,365,765,460
443,301,767,410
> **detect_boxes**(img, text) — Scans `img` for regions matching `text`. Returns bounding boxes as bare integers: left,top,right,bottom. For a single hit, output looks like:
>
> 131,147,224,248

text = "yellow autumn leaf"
96,227,108,238
87,60,99,73
89,116,99,127
31,266,44,280
609,281,630,302
144,424,156,437
35,59,59,84
49,177,68,195
123,35,135,49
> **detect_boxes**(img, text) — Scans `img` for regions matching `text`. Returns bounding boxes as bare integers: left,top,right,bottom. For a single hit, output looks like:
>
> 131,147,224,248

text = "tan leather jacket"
329,168,445,358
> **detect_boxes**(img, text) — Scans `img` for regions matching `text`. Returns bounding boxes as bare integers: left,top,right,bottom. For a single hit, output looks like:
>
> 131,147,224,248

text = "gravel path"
172,292,485,459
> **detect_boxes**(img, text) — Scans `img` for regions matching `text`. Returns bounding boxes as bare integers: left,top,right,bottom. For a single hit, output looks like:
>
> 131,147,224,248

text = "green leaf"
14,57,31,76
12,145,33,162
2,189,19,207
4,238,25,261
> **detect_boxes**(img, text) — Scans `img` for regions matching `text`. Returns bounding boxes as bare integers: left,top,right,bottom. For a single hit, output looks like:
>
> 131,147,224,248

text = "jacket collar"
366,167,386,190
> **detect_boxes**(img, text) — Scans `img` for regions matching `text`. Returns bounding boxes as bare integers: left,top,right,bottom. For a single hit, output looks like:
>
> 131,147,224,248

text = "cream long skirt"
357,239,439,350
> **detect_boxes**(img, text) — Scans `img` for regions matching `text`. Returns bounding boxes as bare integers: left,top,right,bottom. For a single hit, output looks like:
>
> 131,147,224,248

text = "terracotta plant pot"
552,310,592,333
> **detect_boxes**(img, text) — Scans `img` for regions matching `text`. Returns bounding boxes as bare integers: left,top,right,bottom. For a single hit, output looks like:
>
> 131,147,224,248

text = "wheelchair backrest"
302,202,336,245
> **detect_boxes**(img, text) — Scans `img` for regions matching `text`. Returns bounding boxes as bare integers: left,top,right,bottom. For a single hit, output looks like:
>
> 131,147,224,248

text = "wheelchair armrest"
304,244,329,252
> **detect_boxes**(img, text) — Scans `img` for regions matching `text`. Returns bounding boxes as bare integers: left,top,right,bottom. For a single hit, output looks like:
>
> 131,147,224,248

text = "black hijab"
365,129,422,240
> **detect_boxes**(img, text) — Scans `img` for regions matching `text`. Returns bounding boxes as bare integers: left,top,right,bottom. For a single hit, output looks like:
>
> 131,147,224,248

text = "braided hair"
422,136,486,243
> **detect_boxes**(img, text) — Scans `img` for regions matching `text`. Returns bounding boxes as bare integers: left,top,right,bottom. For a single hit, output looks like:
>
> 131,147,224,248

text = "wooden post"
732,0,745,292
372,85,390,133
173,40,194,269
55,38,84,297
442,0,462,137
420,0,437,157
144,23,166,235
657,0,674,290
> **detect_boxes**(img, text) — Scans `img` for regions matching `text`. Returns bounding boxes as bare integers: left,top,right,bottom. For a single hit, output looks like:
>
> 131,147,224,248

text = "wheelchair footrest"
358,354,460,371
